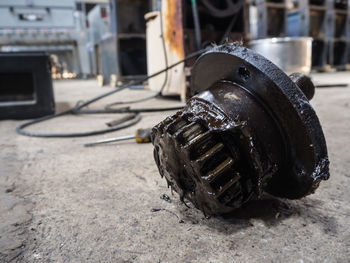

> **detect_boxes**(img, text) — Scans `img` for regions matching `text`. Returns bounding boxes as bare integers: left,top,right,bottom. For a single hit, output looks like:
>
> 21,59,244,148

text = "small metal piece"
316,83,348,88
84,127,152,147
84,135,135,147
152,44,329,216
160,194,172,203
106,113,138,127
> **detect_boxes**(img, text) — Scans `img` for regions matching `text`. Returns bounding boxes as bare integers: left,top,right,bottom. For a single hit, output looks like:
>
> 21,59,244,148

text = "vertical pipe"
191,0,201,50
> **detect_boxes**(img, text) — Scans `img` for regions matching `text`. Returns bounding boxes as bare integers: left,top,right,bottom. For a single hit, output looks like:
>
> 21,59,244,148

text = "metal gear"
152,44,329,216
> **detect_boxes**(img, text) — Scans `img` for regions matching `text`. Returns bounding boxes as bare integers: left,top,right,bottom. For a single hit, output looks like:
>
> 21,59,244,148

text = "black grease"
152,44,330,216
152,86,276,215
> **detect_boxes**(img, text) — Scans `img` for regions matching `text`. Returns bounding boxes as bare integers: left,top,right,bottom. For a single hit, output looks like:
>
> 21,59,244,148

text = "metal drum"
249,37,312,75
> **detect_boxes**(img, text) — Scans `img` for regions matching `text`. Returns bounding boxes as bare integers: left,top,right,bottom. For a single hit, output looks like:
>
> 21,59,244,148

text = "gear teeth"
174,122,204,145
197,143,225,164
215,172,241,196
167,119,187,135
185,130,211,149
202,157,234,182
186,131,216,161
153,114,248,213
217,182,243,205
181,125,245,207
182,122,203,141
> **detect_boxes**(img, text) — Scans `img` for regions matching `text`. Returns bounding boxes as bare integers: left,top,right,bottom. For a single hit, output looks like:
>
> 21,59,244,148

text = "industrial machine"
152,44,329,215
146,0,249,100
87,3,111,79
287,0,349,70
254,0,287,39
91,0,149,86
0,52,55,120
0,0,92,78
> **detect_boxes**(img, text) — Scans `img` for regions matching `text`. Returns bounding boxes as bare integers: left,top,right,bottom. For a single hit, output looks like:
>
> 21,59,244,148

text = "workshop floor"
1,72,349,262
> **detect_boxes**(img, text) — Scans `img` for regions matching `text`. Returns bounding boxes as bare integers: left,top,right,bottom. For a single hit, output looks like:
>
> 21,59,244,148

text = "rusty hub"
152,44,329,216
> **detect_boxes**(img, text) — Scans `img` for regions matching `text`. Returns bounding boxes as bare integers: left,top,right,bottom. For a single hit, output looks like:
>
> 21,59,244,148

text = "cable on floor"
16,48,207,138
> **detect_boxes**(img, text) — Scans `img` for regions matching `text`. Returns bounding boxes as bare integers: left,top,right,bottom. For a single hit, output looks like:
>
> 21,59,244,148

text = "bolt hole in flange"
238,66,250,81
152,44,329,216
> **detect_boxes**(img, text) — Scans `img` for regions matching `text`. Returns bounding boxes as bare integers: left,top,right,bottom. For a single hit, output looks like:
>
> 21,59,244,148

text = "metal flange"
152,44,329,215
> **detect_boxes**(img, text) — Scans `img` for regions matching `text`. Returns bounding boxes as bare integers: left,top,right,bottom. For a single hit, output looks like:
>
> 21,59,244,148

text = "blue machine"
286,0,349,70
0,0,92,77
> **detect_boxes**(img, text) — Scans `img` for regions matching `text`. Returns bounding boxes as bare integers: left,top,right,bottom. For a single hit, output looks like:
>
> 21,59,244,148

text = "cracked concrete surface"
0,72,349,262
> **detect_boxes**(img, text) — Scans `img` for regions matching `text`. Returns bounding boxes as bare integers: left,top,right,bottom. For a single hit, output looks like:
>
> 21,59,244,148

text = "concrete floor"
1,72,349,262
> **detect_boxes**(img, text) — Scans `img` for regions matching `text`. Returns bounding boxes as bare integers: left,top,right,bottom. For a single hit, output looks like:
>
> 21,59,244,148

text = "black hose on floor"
16,48,207,138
